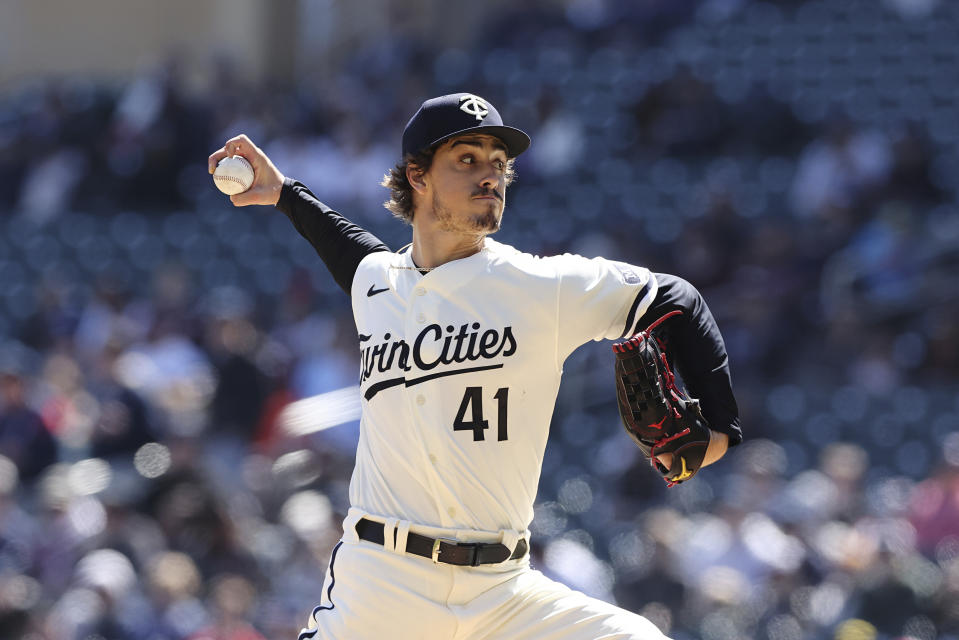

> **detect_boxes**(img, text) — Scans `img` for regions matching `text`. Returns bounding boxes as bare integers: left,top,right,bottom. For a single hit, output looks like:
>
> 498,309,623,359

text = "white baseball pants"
297,511,669,640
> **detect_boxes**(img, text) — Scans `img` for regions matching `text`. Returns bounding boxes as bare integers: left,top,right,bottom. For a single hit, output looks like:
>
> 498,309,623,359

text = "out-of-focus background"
1,0,958,638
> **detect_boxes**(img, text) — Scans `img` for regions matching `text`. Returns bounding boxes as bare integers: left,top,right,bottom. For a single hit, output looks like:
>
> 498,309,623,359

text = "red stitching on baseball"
214,175,247,185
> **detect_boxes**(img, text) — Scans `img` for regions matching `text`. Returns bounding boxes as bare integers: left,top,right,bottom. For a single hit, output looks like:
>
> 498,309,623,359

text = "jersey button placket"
414,287,427,324
405,283,450,525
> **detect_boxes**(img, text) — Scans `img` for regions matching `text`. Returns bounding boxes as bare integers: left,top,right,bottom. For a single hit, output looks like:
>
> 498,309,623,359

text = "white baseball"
213,155,255,195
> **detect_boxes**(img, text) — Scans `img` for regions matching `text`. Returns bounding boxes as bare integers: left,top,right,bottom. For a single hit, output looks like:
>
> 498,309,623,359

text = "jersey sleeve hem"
275,176,300,214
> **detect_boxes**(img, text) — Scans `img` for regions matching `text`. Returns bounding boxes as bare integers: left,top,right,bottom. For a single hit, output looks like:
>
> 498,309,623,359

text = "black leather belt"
355,518,528,566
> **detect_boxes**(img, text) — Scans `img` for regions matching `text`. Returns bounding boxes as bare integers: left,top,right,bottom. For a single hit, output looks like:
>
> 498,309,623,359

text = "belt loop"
342,510,363,543
500,529,520,555
382,518,399,553
395,520,411,555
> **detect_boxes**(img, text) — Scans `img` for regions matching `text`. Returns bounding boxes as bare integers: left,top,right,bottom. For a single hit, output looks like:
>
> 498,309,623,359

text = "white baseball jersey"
348,238,658,535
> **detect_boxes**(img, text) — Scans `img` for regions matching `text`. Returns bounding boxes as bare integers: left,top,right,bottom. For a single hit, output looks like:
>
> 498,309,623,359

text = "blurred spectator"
0,348,56,482
789,118,892,219
201,288,267,438
187,574,268,640
88,339,156,460
909,464,959,556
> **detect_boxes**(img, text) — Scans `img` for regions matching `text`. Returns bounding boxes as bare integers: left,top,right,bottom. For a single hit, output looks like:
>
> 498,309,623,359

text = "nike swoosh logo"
367,284,389,297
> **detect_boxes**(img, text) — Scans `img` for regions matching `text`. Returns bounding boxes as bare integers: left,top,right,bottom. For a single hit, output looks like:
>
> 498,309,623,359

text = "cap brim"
427,125,531,158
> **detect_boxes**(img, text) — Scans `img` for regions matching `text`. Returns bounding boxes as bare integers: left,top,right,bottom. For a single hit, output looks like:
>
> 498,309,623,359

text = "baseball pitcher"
209,93,742,639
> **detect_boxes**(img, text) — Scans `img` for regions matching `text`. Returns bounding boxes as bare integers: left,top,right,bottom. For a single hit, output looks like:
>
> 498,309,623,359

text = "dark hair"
381,147,437,224
381,144,517,224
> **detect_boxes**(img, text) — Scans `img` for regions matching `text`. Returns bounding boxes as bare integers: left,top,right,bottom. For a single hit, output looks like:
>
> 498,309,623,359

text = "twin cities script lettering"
361,322,516,382
359,323,516,399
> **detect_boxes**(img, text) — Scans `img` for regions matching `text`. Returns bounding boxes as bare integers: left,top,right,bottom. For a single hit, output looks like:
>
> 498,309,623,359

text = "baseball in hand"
213,155,255,195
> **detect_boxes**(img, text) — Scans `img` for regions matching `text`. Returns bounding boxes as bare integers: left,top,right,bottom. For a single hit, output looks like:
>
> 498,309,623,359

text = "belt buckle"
431,537,459,564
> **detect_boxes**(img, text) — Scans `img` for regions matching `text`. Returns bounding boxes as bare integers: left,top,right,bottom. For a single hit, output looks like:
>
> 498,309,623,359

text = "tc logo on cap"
459,94,490,121
401,92,530,158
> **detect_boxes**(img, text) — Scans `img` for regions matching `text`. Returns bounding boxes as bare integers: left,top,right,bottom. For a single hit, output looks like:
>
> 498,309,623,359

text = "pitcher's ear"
407,163,428,193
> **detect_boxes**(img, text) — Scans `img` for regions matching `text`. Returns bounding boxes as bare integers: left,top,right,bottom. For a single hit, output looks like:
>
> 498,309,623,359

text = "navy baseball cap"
402,93,531,159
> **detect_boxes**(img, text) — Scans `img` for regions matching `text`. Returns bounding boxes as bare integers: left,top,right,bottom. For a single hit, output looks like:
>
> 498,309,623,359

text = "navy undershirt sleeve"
275,178,390,295
636,273,742,446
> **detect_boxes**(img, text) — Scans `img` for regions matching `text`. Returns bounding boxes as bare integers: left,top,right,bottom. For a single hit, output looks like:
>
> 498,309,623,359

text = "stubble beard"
432,191,502,235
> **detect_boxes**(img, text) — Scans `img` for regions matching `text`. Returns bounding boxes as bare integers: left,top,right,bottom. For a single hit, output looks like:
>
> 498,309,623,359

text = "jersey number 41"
453,387,509,442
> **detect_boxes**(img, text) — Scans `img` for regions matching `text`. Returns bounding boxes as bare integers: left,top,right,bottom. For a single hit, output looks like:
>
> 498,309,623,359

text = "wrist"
703,430,729,467
271,177,285,205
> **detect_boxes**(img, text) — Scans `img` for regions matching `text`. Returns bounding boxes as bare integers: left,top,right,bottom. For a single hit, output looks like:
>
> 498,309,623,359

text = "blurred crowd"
2,0,959,639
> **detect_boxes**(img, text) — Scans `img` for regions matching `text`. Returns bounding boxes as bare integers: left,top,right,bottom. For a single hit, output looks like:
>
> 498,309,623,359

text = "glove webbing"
617,310,691,486
614,309,684,426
